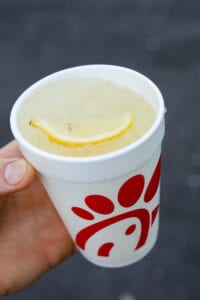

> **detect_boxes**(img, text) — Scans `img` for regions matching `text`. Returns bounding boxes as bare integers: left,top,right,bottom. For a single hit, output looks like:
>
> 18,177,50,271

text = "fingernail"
4,159,27,185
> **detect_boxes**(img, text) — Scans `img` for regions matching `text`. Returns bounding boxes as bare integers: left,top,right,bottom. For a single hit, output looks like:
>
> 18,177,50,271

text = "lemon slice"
29,113,133,146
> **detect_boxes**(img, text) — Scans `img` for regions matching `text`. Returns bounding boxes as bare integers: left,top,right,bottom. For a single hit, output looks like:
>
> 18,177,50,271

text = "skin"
0,141,75,295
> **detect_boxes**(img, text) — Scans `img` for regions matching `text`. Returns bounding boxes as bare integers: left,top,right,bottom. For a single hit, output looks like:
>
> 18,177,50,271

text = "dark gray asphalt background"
0,1,200,299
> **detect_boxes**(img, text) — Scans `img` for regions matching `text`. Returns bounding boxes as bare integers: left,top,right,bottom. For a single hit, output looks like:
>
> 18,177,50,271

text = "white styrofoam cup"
10,65,165,267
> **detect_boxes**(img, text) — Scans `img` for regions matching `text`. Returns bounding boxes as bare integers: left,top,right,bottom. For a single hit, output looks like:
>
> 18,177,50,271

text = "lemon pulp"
18,77,156,157
29,113,133,146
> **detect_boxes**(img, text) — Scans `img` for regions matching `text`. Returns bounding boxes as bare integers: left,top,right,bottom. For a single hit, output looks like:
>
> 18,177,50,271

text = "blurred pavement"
0,1,200,299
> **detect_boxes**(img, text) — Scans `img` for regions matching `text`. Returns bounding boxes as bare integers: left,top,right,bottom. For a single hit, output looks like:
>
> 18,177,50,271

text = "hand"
0,141,75,295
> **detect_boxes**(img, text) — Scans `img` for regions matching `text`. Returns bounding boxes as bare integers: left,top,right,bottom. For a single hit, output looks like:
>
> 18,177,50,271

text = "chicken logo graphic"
71,157,161,258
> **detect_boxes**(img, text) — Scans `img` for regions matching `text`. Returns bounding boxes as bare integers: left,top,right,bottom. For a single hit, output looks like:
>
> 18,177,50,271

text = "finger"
0,158,35,196
0,140,22,159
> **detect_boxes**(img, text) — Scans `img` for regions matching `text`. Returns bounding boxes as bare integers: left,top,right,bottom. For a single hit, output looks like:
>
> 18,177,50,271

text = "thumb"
0,158,35,196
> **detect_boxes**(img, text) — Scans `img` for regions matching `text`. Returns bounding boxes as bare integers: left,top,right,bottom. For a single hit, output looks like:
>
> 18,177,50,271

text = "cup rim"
10,64,165,165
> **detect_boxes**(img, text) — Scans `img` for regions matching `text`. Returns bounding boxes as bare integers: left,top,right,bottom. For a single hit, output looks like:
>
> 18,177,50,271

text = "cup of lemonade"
10,65,165,267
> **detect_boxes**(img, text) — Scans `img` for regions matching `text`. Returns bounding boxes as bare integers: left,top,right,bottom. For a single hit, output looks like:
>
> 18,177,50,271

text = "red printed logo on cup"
72,157,161,257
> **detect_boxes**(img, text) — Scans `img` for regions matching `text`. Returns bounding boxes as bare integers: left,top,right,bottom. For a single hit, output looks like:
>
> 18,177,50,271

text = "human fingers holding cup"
0,141,74,295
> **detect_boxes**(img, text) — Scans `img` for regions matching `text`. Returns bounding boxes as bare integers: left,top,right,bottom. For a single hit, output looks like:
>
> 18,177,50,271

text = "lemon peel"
29,113,133,146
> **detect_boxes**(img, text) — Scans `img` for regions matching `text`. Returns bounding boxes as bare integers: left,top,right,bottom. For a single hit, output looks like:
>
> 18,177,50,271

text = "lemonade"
18,77,156,157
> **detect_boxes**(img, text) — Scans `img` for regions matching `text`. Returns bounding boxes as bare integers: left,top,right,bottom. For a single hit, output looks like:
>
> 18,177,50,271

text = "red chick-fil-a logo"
71,157,161,257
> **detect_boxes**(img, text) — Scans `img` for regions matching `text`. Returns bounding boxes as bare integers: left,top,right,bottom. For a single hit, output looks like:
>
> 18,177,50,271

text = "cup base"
81,236,157,268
